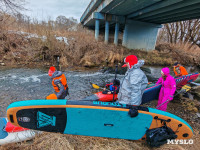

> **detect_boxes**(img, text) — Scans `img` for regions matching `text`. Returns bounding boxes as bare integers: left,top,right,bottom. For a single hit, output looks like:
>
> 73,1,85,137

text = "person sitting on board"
48,66,69,99
173,62,188,77
102,79,120,94
117,55,148,105
156,67,176,111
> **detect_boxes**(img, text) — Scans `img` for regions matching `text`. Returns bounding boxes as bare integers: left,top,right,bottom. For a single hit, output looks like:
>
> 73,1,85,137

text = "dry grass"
1,13,200,69
1,12,200,69
0,129,199,150
156,42,200,66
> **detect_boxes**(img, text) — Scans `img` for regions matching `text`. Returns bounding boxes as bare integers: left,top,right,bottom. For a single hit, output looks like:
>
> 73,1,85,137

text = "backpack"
146,125,177,147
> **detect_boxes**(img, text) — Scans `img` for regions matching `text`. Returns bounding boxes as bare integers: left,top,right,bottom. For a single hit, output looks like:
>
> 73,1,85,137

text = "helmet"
48,66,56,77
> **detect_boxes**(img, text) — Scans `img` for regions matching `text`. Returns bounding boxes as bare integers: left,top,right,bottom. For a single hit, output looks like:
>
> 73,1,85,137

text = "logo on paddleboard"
18,117,30,122
37,111,56,128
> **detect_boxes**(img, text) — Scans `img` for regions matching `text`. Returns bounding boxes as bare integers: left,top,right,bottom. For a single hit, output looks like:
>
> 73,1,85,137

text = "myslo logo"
167,139,193,144
37,111,56,128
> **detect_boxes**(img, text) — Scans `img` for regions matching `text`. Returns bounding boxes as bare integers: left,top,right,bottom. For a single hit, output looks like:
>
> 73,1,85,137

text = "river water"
0,66,199,117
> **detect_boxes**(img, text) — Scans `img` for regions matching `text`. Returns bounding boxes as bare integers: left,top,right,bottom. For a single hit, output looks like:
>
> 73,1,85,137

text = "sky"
22,0,90,22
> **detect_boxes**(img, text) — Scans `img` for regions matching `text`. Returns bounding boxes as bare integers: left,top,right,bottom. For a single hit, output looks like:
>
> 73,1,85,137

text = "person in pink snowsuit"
156,67,176,111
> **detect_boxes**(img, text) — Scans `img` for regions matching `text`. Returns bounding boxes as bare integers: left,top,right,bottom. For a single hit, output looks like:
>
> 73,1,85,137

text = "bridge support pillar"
122,24,128,46
95,19,100,41
105,21,109,44
114,23,119,46
122,20,161,51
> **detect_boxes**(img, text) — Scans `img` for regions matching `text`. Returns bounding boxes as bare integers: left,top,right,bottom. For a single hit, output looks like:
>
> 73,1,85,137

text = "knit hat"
122,55,138,69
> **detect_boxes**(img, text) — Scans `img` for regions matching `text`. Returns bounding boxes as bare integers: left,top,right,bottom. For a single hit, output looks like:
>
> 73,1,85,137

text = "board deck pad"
17,108,67,133
64,108,153,140
7,100,193,140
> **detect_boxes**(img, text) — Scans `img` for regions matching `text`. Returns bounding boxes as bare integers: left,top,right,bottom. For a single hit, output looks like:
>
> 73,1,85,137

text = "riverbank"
1,29,200,70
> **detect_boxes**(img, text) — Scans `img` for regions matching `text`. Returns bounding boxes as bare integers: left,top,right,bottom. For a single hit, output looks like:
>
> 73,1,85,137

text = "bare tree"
158,19,200,48
0,0,26,13
55,15,78,30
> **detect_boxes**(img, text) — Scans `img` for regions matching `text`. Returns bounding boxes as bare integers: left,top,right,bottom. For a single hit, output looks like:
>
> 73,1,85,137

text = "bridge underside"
81,0,200,51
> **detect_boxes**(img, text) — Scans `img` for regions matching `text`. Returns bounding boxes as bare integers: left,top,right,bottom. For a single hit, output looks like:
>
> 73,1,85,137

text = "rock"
193,107,199,113
187,93,194,100
83,61,96,68
197,113,200,118
0,62,5,66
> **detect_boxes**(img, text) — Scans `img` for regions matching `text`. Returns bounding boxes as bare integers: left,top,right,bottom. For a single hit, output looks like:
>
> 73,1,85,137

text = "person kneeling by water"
173,62,188,77
102,79,120,94
47,66,69,99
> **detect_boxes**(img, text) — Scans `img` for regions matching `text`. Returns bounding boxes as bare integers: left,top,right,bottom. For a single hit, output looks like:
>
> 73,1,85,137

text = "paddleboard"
194,75,200,83
0,117,38,145
7,100,193,141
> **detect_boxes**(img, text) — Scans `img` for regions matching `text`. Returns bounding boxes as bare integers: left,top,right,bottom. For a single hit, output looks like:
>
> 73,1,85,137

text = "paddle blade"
92,84,100,89
181,85,191,92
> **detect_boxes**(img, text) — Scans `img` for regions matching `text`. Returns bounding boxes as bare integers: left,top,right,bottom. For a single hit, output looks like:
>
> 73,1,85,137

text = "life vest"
173,66,188,77
105,83,118,91
52,74,68,92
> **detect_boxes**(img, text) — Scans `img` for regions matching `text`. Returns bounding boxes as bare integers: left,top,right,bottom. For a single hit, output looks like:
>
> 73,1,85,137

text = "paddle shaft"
190,82,200,86
113,65,118,102
156,87,189,109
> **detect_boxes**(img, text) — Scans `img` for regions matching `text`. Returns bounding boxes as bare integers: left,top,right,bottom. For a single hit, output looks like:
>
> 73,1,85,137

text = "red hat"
48,66,56,76
122,55,138,69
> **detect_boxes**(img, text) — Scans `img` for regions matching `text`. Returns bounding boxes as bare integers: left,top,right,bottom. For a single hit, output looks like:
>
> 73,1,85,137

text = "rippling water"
0,68,126,116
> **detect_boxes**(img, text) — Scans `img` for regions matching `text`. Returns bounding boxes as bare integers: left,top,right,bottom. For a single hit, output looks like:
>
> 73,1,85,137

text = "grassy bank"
1,21,200,69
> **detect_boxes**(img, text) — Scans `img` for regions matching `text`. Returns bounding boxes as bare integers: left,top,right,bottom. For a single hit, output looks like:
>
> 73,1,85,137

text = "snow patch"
55,36,69,45
9,30,69,45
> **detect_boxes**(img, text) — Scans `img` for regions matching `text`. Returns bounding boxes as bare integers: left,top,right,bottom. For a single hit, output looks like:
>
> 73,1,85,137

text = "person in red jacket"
173,62,188,77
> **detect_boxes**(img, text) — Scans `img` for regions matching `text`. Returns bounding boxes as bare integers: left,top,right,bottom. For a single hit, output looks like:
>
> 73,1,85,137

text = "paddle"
190,82,200,86
91,83,103,90
156,85,191,109
113,65,118,102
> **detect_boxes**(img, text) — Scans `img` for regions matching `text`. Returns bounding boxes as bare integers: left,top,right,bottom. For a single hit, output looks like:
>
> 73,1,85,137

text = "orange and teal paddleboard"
7,100,193,141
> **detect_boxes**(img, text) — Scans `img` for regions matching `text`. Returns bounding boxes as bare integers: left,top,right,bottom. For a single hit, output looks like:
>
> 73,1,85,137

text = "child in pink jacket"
156,67,176,111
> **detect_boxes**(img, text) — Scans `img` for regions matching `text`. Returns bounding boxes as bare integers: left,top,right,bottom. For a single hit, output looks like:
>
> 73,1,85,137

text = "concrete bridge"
80,0,200,51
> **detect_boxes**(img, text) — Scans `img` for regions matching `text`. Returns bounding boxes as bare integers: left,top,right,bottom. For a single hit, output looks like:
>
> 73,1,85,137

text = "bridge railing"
80,0,97,23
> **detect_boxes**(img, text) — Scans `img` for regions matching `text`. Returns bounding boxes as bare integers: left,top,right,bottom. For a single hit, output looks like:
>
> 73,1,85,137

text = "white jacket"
117,60,148,105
